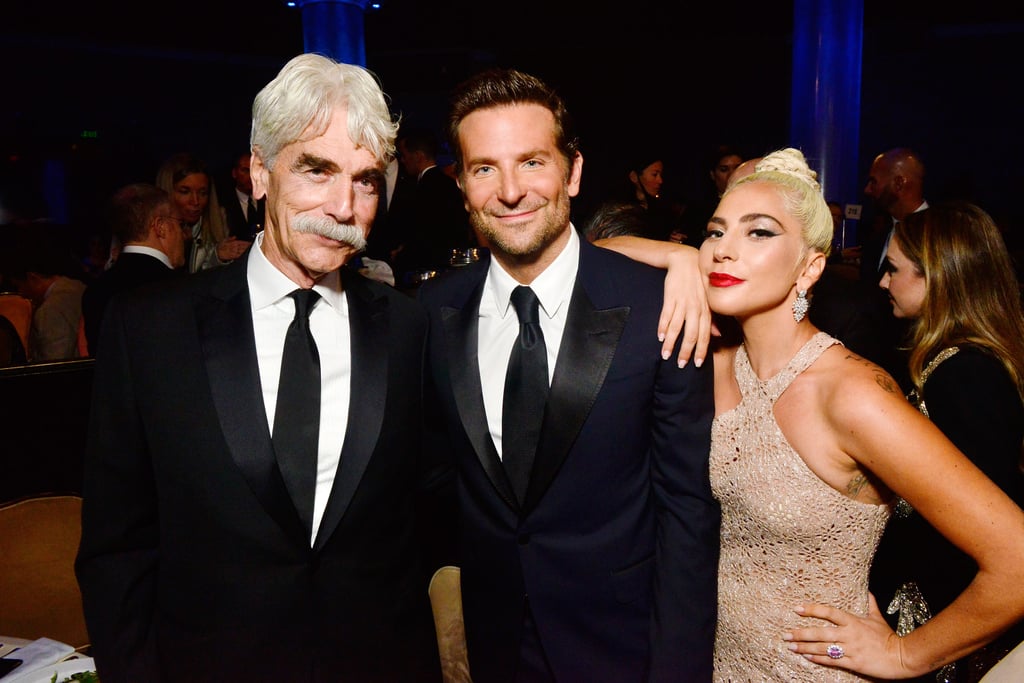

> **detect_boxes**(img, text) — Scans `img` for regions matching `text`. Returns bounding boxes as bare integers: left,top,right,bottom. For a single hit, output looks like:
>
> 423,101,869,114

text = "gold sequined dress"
711,332,891,682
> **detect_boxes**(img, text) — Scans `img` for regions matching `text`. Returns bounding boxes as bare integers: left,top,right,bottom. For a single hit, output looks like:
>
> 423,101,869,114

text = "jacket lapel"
198,261,308,544
313,270,388,551
521,251,629,515
442,268,519,510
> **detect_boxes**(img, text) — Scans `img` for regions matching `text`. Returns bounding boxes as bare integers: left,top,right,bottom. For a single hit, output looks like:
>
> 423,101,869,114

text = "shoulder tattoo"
843,353,898,394
874,372,899,394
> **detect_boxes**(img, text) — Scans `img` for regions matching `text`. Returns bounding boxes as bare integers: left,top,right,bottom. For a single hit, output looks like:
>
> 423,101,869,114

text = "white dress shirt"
478,226,580,459
247,232,351,545
235,187,256,221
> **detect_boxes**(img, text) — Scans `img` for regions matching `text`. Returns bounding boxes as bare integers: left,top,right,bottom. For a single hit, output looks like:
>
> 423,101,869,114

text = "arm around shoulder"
595,236,710,367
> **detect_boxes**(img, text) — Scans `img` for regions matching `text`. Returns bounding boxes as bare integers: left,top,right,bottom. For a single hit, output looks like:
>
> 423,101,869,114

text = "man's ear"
568,151,584,198
150,215,168,239
251,148,269,200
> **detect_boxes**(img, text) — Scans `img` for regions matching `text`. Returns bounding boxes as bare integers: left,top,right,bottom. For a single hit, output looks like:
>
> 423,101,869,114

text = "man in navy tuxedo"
419,68,719,683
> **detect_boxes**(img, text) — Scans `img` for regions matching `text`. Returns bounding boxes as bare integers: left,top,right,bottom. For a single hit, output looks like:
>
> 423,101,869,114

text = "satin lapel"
521,277,628,515
442,279,519,510
198,262,308,544
314,271,387,551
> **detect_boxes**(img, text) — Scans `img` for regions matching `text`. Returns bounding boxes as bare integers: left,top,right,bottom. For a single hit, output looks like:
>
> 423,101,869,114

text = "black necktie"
273,289,321,535
502,286,549,503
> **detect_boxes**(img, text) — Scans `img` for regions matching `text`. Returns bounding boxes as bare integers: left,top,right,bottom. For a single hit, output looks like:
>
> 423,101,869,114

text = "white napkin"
359,257,397,287
980,639,1024,682
0,638,74,682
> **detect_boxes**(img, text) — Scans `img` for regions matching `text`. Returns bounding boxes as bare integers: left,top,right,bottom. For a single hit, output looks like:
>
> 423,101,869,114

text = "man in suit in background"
859,147,929,283
80,183,187,356
76,53,444,683
418,68,718,683
857,147,928,388
391,125,473,282
222,150,265,241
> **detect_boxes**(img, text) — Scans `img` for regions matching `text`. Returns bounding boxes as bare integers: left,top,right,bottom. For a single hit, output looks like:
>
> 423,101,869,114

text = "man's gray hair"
250,53,398,170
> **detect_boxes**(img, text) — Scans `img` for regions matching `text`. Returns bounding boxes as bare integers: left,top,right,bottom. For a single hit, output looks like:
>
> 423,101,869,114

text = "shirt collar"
417,164,437,182
121,244,172,268
247,231,343,311
488,225,580,321
892,200,930,225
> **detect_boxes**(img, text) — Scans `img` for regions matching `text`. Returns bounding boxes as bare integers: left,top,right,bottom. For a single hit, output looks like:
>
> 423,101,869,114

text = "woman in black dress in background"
871,201,1024,682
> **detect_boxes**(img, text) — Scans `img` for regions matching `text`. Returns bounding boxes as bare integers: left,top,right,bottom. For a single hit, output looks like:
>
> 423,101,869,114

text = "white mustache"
292,216,367,251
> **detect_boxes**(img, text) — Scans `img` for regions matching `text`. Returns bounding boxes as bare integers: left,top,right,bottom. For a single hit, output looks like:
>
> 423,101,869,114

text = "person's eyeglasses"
158,215,192,233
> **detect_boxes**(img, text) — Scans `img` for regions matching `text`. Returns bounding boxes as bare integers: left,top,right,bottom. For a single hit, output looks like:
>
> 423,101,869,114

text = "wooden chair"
428,565,471,683
0,494,89,649
0,293,31,358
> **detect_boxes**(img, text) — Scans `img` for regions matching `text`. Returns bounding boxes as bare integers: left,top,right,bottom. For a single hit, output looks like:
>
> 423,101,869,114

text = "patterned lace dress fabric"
711,332,892,682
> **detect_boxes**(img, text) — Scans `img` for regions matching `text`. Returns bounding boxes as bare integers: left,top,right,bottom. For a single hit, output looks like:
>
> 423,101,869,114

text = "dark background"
3,1,1024,247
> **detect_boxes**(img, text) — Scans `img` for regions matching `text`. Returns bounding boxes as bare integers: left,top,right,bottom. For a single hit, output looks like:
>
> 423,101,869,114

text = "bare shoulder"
802,345,908,421
827,345,900,390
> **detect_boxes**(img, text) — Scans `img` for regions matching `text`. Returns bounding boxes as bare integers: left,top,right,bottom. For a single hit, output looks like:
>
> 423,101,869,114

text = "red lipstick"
708,272,744,287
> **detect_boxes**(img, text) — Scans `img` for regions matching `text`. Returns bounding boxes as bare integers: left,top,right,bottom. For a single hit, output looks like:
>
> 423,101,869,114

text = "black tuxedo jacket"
81,252,179,356
418,236,719,683
223,190,265,241
393,166,471,276
76,258,443,682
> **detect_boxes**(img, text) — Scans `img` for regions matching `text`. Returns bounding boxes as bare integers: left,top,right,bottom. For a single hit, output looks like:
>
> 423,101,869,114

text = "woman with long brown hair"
870,201,1024,681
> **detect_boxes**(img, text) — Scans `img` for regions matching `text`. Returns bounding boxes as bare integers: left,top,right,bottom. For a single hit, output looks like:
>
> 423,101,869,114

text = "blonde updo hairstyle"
725,147,833,258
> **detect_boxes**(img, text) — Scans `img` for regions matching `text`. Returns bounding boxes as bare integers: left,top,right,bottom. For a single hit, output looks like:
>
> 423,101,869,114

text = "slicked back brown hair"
446,68,579,177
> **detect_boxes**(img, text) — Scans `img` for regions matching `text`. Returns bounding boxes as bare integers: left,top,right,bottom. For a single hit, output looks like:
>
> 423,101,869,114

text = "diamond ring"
826,643,845,659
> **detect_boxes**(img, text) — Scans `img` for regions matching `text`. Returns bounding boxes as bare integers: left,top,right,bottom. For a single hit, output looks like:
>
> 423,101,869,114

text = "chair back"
428,565,471,683
0,494,89,648
0,293,31,357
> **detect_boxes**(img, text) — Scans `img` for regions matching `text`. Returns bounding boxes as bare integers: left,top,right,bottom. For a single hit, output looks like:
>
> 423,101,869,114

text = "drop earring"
792,289,809,323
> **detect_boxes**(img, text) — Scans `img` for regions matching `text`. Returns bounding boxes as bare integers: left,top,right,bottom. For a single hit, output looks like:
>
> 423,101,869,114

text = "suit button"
517,534,530,545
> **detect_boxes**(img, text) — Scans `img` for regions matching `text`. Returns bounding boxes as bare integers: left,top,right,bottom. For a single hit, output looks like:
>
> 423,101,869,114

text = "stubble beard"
471,196,571,261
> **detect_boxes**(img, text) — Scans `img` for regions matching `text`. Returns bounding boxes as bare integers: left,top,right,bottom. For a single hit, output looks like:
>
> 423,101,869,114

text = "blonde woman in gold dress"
599,148,1024,681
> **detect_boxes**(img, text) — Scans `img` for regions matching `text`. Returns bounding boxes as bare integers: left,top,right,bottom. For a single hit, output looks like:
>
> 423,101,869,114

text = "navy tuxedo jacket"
418,236,719,683
76,257,443,683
